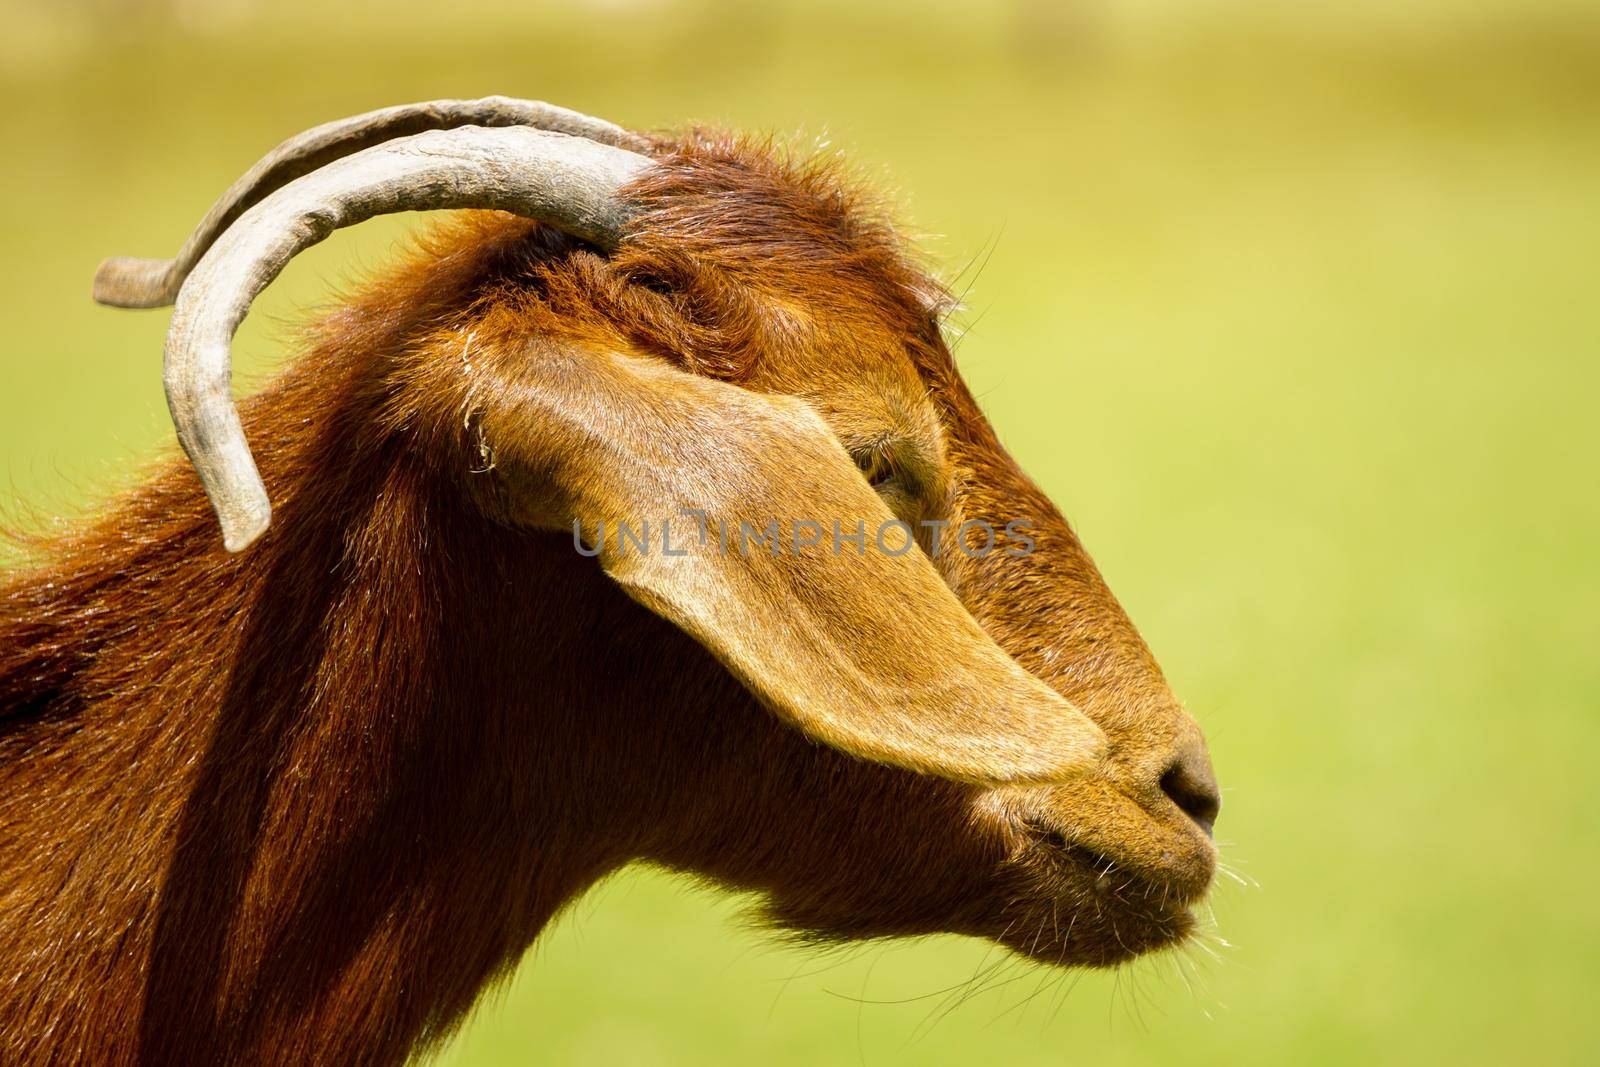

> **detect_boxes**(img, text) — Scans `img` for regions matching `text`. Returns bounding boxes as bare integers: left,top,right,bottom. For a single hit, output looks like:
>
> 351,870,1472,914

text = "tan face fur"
616,225,1222,963
388,132,1224,964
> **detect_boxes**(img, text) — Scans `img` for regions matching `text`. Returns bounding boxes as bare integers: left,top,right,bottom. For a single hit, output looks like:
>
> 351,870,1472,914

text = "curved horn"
163,124,653,552
94,97,648,308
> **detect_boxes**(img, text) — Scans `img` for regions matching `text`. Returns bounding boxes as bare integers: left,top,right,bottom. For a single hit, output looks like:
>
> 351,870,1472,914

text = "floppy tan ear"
471,339,1107,787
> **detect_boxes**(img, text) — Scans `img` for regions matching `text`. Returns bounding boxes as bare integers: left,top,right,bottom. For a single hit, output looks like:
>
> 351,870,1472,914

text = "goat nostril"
1159,760,1221,839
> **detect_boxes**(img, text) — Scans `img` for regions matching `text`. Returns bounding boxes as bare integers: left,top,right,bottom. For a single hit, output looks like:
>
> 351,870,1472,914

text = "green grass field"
3,1,1597,1063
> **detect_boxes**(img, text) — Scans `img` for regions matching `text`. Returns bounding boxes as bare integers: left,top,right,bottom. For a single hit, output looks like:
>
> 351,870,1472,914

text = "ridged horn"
160,124,652,552
93,96,648,308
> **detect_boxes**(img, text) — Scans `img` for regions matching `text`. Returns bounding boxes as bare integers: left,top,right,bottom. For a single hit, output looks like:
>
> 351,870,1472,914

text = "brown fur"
0,132,1218,1065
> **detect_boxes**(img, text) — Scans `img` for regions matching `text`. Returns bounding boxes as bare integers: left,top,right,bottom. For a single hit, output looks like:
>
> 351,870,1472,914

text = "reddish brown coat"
0,134,1217,1065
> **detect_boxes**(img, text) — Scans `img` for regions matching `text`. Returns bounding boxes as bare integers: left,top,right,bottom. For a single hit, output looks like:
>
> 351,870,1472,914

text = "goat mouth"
997,832,1210,968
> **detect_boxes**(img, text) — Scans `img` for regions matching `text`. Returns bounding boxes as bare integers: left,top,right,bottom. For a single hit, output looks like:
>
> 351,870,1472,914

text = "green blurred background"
3,0,1596,1063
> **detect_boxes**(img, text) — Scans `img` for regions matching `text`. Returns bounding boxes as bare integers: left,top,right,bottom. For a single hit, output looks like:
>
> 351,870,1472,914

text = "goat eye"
853,451,897,490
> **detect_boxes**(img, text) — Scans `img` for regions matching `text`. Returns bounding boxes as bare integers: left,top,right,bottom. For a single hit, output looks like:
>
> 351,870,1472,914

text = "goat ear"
471,339,1107,786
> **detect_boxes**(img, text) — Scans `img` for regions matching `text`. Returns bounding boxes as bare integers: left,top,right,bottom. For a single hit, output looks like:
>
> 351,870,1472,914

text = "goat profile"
0,97,1221,1066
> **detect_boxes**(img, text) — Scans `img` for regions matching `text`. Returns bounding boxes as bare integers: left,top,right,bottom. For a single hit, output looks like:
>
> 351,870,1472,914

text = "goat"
0,97,1221,1065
